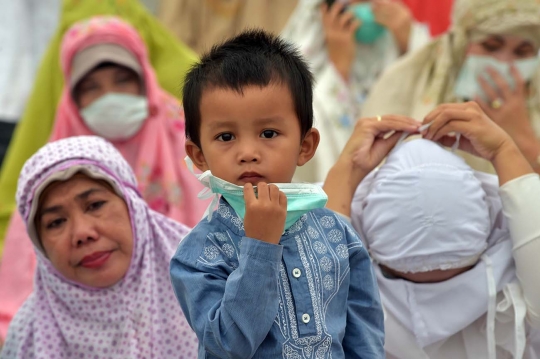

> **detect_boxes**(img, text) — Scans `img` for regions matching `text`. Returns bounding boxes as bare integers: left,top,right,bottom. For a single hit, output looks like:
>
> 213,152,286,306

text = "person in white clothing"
0,0,60,166
282,0,430,182
322,101,540,358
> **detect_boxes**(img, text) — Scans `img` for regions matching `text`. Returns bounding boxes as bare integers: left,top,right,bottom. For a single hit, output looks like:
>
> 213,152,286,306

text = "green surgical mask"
186,157,328,231
349,3,386,44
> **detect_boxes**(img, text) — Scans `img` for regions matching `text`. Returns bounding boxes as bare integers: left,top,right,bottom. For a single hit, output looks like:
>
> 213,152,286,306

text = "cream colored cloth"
362,0,540,174
281,0,430,182
380,174,540,359
158,0,298,54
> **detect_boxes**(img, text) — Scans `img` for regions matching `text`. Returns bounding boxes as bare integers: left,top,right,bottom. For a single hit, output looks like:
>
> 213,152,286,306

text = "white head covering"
355,139,492,273
351,139,520,356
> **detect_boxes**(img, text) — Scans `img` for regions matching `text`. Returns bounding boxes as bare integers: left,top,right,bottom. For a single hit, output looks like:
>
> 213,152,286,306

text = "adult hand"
372,0,412,32
423,102,535,184
348,115,420,175
321,2,361,79
323,115,419,216
475,64,540,158
372,0,412,53
422,102,514,160
243,183,287,245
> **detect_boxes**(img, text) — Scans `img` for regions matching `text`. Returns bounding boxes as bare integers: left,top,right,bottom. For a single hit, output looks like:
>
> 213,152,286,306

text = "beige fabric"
362,0,540,174
158,0,298,54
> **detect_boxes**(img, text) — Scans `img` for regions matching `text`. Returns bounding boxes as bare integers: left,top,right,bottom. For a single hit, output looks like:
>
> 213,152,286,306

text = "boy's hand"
243,182,287,245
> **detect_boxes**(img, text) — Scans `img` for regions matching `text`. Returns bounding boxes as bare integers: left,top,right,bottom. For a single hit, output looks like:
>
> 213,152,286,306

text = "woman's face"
74,64,141,109
466,34,537,62
37,174,133,288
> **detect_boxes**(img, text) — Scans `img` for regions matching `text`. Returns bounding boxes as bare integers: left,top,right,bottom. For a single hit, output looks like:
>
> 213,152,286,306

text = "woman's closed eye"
260,130,278,139
216,133,235,142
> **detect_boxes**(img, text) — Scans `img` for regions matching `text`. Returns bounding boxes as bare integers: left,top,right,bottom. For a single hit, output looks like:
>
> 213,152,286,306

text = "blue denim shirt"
170,199,384,358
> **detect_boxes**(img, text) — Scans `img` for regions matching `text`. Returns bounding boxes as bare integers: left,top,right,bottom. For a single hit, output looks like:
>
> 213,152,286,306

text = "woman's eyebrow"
76,188,107,201
39,205,63,219
38,188,107,220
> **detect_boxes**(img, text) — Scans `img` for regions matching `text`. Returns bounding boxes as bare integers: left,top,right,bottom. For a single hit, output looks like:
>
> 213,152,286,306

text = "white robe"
281,0,431,182
366,174,540,359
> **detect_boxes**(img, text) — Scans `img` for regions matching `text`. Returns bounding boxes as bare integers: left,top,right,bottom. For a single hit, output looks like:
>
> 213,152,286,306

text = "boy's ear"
185,140,209,172
297,128,320,166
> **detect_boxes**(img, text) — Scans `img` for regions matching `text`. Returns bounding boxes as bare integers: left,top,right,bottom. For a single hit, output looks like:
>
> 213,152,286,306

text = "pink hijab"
0,16,207,339
53,16,206,223
0,136,198,358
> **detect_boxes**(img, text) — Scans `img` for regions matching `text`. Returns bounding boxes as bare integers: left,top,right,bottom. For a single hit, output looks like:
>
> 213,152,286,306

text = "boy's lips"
79,250,113,269
239,171,264,184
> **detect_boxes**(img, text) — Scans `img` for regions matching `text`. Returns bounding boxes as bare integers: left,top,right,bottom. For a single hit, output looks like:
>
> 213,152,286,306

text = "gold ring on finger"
377,115,382,122
491,98,503,109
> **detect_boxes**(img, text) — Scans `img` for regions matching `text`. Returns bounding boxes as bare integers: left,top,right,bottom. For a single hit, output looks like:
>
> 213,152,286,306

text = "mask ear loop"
394,123,462,152
184,156,220,221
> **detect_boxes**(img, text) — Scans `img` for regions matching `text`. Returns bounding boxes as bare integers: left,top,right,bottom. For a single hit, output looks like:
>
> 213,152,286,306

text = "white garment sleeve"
408,22,431,53
499,173,540,328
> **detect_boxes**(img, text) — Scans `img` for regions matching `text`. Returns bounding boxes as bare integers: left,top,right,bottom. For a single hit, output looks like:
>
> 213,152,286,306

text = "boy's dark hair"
182,29,314,148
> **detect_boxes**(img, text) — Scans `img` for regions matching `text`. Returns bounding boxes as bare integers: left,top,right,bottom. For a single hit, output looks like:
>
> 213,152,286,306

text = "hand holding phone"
320,0,360,79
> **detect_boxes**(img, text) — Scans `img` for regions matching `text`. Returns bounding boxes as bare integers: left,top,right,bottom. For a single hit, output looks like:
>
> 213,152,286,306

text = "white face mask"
80,93,148,141
454,55,539,100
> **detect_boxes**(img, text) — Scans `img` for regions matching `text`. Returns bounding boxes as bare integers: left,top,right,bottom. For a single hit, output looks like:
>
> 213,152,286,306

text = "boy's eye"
46,218,66,230
260,130,278,139
217,133,235,142
87,201,106,212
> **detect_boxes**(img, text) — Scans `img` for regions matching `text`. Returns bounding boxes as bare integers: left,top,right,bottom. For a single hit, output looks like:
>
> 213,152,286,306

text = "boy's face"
187,83,319,185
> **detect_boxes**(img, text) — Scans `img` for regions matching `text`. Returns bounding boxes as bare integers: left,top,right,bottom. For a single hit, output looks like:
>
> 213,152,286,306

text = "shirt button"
292,268,302,278
302,313,310,324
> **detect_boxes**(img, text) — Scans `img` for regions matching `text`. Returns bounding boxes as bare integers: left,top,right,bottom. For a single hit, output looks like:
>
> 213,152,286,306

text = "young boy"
170,29,384,359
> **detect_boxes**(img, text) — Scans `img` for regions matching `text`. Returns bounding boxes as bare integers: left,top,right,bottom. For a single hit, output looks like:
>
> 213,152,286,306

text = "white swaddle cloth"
351,139,522,357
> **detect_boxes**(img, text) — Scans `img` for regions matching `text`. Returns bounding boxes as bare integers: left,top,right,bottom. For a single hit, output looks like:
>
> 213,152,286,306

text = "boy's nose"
238,141,260,163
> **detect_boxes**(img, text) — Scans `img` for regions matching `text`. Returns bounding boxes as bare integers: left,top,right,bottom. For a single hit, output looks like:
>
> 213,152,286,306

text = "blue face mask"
186,158,328,231
454,55,540,100
349,3,386,44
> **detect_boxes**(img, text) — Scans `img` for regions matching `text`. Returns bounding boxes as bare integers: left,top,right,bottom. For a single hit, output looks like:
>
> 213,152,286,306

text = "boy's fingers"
243,183,256,203
257,182,269,201
269,184,280,202
279,191,288,208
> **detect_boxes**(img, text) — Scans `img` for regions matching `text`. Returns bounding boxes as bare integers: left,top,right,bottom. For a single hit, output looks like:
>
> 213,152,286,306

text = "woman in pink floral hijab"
0,16,207,340
0,136,198,358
